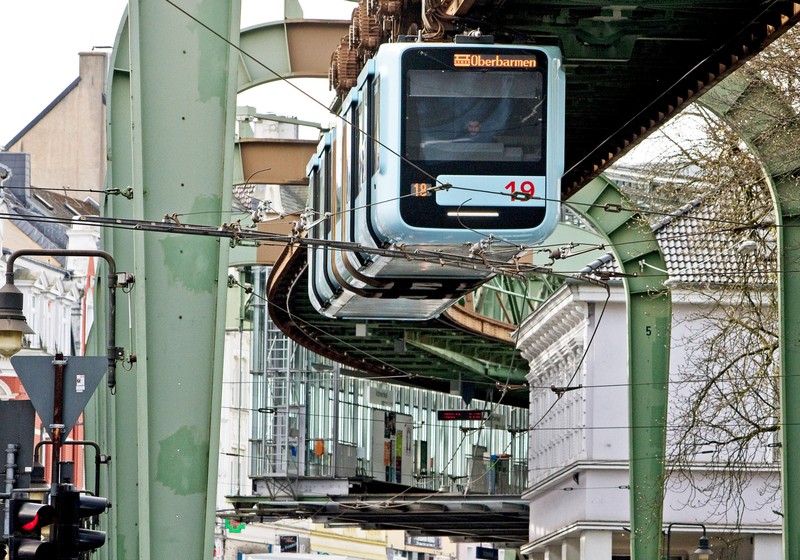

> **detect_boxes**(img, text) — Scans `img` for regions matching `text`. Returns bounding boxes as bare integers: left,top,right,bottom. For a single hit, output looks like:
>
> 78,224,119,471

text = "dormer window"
33,193,54,210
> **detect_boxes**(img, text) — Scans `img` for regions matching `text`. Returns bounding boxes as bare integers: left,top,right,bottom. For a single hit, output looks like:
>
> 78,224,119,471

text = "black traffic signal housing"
8,498,56,559
53,489,108,558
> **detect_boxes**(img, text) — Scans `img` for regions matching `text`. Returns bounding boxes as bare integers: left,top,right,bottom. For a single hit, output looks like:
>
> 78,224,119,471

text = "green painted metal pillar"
569,176,671,559
284,0,304,19
701,71,800,559
776,167,800,560
90,1,240,558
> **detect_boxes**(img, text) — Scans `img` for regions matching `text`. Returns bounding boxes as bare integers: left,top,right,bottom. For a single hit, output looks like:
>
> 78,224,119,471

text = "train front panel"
368,42,565,247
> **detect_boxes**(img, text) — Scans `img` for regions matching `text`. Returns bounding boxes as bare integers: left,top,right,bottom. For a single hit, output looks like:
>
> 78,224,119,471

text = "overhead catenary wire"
218,367,794,393
70,212,617,285
5,5,774,270
0,206,787,288
4,192,779,260
10,179,780,269
218,434,781,469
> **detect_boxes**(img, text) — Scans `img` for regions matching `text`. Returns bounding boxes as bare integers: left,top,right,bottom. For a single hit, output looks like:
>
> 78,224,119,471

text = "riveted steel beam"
238,20,350,91
701,68,800,560
567,175,671,560
96,1,240,558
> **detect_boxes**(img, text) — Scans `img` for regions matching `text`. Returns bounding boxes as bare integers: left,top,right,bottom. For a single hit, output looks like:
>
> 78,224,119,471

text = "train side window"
310,165,321,238
356,98,368,200
336,121,347,239
322,149,332,239
371,77,380,175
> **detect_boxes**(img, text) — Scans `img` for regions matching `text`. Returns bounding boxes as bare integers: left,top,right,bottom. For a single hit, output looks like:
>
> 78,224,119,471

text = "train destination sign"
453,53,538,68
437,409,490,421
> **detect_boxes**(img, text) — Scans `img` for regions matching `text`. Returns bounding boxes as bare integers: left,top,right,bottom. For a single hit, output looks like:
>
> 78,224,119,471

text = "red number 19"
504,180,536,201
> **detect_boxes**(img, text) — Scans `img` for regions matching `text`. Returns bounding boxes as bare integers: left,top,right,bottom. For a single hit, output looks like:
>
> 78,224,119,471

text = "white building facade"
517,282,781,560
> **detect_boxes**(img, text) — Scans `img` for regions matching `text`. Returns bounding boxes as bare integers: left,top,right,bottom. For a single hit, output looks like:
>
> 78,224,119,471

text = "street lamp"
0,168,37,357
693,535,713,560
666,522,713,560
0,249,126,388
0,280,35,357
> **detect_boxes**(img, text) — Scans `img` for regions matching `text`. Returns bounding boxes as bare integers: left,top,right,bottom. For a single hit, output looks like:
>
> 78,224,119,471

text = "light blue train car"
307,38,565,320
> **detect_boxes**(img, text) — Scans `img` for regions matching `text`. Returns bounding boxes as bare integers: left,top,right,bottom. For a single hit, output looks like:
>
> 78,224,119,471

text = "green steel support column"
701,72,800,559
82,12,346,559
93,1,240,558
284,0,304,19
777,180,800,559
568,176,671,560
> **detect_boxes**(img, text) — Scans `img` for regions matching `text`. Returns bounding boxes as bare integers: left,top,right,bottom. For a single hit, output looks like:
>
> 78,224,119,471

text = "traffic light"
75,494,107,553
53,490,108,558
8,498,56,559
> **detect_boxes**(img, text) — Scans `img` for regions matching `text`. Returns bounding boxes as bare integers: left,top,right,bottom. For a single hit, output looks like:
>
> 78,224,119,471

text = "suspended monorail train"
307,38,566,320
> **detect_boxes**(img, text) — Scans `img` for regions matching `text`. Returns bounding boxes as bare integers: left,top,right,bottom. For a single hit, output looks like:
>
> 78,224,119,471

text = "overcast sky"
0,0,354,145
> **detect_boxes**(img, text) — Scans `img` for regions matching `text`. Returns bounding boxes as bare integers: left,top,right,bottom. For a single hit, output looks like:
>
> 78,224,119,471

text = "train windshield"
406,68,544,163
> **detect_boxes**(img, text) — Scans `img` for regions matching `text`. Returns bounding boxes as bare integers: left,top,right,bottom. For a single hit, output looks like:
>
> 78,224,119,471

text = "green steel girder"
91,1,240,559
470,222,610,325
405,336,527,382
699,70,800,560
237,19,349,91
567,175,672,560
471,276,541,326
